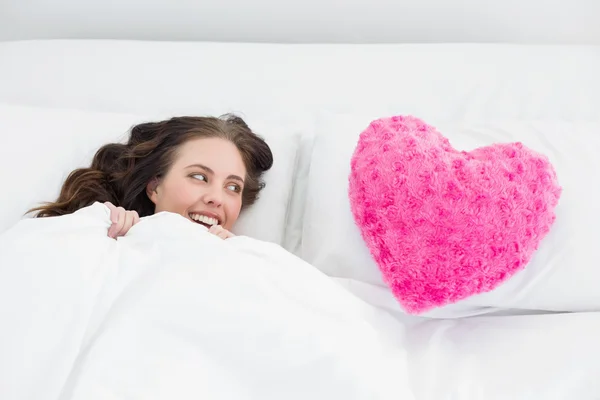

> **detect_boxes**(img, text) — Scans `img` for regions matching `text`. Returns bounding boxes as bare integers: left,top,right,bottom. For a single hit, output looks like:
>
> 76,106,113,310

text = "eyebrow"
185,163,245,184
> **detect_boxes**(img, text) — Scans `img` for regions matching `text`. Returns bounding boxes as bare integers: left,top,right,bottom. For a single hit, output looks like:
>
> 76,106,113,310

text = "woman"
29,114,274,240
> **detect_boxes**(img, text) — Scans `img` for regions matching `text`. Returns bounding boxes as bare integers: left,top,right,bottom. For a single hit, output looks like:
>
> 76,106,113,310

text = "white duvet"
2,203,600,400
0,203,414,400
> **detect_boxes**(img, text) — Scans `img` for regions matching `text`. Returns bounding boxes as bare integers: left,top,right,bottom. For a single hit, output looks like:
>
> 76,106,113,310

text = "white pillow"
0,103,301,245
302,111,600,317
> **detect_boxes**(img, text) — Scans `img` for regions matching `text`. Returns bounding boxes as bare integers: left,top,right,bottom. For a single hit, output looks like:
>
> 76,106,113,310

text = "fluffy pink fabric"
348,116,562,314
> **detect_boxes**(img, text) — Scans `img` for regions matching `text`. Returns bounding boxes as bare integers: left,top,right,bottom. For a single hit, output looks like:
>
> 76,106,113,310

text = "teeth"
190,214,218,226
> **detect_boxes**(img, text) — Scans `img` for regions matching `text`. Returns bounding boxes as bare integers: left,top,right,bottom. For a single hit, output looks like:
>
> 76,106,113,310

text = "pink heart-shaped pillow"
348,116,562,314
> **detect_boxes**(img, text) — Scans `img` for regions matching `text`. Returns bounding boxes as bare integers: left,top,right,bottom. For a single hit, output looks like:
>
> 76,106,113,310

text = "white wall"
1,0,599,44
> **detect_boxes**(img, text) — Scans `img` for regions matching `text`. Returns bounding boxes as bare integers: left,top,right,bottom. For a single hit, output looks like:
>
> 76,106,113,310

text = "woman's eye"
191,174,207,182
227,184,241,193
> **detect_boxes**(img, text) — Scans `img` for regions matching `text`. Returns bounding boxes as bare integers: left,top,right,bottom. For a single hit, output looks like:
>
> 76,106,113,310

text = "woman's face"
148,137,247,231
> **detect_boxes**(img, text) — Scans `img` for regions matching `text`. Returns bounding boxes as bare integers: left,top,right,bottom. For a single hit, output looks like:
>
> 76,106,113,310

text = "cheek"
224,196,243,225
163,179,199,209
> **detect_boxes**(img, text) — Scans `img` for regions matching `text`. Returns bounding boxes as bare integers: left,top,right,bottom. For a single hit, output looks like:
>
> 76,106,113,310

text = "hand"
105,202,140,239
208,225,235,240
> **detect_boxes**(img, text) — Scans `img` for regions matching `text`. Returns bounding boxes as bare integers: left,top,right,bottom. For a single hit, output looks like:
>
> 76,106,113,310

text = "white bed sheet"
404,312,600,399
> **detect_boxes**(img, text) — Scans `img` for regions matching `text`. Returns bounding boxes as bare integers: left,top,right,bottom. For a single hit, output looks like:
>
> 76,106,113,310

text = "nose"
201,185,223,207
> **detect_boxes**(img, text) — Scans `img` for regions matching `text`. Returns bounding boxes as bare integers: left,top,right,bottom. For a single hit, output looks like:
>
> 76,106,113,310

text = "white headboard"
1,0,598,45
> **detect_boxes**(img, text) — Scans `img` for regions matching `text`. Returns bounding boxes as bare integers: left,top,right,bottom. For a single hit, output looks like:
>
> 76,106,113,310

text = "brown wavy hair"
30,114,274,218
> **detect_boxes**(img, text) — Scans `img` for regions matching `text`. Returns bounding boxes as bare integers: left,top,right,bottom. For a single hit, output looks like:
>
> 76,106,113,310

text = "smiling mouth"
189,213,220,229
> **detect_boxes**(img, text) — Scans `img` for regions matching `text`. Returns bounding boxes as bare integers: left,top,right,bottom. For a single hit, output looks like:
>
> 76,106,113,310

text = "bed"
1,4,600,399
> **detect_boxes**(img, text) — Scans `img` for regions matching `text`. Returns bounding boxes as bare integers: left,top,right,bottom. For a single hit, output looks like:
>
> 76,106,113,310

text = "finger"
117,211,136,237
108,207,126,238
105,201,118,238
210,225,234,240
104,202,118,223
221,228,235,239
209,225,221,235
132,211,140,225
209,225,225,240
